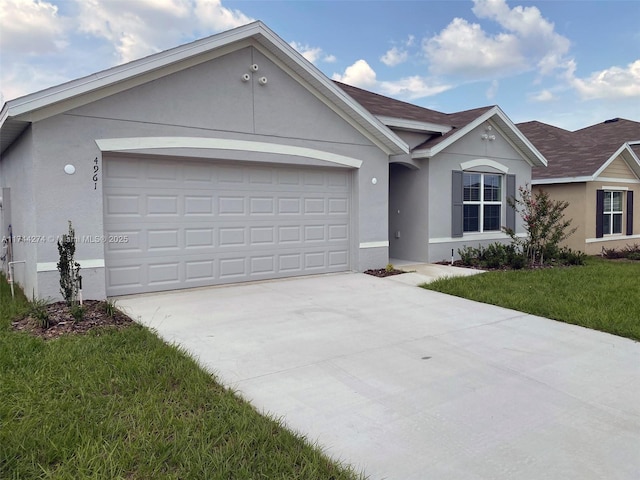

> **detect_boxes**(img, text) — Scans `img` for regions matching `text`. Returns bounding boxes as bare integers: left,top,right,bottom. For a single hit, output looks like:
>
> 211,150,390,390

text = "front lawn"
423,256,640,341
0,278,365,479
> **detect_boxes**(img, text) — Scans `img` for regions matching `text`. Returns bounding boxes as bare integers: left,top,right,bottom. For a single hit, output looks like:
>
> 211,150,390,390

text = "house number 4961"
93,157,99,190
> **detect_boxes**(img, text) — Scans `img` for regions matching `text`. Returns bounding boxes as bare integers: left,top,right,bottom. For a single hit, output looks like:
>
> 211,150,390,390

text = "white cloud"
332,59,377,88
424,0,570,80
289,41,336,65
75,0,253,64
333,60,450,99
0,0,255,101
486,79,499,99
380,46,408,67
193,0,253,31
530,89,555,102
0,0,68,54
379,76,451,99
568,60,640,100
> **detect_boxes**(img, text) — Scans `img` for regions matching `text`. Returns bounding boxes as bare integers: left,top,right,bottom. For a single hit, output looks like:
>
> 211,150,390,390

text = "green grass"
424,256,640,341
0,278,365,479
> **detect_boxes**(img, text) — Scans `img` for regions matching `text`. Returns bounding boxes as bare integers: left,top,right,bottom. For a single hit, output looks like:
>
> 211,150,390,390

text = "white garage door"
103,156,351,296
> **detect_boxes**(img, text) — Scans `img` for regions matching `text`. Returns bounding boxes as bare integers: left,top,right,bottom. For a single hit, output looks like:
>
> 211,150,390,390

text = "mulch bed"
12,300,133,340
364,268,405,278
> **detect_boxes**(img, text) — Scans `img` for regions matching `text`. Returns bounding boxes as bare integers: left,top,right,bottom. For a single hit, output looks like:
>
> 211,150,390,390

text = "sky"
0,0,638,131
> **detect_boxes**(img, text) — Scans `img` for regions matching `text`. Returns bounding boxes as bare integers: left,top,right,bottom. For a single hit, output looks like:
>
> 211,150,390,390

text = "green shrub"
458,245,480,267
29,297,50,329
557,247,587,266
70,304,85,322
57,221,81,306
104,299,118,317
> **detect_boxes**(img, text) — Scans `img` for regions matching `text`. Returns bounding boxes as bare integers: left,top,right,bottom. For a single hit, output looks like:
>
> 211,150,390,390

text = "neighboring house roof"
0,21,407,156
518,118,640,183
336,81,546,167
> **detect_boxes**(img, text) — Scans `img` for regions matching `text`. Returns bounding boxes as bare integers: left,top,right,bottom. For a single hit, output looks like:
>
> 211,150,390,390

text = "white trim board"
359,241,389,249
96,137,363,168
37,259,105,272
586,234,640,244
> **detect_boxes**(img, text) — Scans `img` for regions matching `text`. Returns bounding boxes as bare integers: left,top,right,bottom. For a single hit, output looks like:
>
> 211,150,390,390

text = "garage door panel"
104,157,351,295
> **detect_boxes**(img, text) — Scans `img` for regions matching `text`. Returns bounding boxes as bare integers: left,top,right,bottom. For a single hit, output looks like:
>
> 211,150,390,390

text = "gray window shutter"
596,190,604,238
452,170,463,237
627,190,634,235
506,174,516,231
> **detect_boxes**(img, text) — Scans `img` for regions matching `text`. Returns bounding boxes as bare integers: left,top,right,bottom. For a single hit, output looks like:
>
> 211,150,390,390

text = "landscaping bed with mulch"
364,268,405,277
12,300,133,340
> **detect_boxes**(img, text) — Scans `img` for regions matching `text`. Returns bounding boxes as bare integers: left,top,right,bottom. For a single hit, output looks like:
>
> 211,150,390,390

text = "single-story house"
518,118,640,255
0,21,546,300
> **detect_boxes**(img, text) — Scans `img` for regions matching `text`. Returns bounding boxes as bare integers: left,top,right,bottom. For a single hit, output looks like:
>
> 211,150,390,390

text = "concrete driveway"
117,273,640,480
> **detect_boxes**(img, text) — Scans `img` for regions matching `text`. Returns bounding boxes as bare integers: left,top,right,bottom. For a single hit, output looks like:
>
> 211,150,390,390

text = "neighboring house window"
463,173,502,232
603,191,623,235
596,189,634,238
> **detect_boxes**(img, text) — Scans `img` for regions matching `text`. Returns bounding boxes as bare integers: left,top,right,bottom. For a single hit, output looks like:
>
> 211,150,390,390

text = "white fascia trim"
533,176,640,185
586,234,640,244
4,23,266,118
359,241,389,249
376,115,452,134
411,107,547,168
593,143,640,180
592,144,627,179
412,107,493,159
95,137,363,168
429,232,526,244
254,34,408,156
532,176,592,185
38,259,105,272
460,159,509,174
411,147,432,158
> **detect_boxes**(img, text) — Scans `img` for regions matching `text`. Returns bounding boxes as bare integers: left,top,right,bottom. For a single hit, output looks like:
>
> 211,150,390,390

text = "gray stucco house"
0,21,546,300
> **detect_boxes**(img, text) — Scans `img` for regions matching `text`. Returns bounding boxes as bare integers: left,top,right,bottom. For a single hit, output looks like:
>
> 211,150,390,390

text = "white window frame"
463,172,503,233
603,190,624,235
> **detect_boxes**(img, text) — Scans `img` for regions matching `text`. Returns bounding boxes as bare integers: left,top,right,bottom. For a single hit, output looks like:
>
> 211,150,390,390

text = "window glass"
483,205,501,231
603,191,624,235
463,205,479,232
604,215,612,235
484,175,501,202
462,173,503,233
613,214,623,234
612,192,623,211
464,174,481,202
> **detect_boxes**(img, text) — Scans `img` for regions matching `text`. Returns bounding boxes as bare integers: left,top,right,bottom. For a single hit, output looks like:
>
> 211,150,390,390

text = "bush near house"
458,185,585,269
602,244,640,261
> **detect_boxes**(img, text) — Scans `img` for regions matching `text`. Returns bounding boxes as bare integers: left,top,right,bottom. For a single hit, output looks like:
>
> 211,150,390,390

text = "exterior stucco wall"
17,45,390,300
0,127,39,295
427,123,533,262
533,179,640,255
532,183,587,252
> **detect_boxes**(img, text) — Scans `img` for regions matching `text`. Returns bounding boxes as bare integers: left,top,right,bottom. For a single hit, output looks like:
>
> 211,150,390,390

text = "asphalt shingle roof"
517,118,640,180
334,81,494,150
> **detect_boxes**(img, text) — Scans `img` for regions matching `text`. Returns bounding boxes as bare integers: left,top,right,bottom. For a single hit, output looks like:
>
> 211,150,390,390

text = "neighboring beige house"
518,118,640,255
